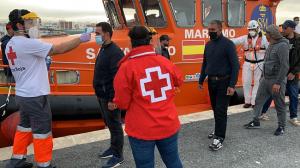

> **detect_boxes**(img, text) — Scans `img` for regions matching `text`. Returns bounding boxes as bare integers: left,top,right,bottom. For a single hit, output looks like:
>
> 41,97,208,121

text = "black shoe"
243,104,252,108
244,120,260,129
274,127,285,136
102,155,124,168
208,131,214,139
209,138,223,151
99,148,114,159
5,158,33,168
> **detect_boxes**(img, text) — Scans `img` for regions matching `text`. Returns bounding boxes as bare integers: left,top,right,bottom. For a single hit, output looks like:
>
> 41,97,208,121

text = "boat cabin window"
50,70,80,84
140,0,166,27
103,0,121,28
119,0,140,27
202,0,223,27
169,0,195,27
227,0,245,27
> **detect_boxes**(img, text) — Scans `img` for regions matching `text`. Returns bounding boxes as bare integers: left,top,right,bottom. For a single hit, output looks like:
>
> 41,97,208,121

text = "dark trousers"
208,78,231,140
261,80,298,119
128,132,182,168
98,98,124,158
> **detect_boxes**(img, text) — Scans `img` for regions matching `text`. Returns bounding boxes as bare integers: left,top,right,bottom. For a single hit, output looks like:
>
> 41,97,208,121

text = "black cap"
128,26,151,40
8,9,30,22
282,20,297,29
159,35,171,41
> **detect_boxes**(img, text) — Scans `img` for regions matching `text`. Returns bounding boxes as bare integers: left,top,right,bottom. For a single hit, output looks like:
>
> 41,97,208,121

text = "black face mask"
209,32,218,40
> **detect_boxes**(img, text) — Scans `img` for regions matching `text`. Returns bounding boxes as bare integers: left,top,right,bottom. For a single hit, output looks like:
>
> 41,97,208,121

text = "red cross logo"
7,46,17,65
140,66,172,103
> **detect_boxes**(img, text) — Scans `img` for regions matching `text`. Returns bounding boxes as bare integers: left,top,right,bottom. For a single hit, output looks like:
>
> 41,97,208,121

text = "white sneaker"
289,118,300,126
259,113,270,121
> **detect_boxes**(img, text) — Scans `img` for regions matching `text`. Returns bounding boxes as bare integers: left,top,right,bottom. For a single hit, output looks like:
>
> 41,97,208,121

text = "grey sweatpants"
253,77,287,127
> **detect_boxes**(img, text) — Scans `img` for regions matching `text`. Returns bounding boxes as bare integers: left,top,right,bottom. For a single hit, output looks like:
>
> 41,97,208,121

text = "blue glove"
80,33,91,42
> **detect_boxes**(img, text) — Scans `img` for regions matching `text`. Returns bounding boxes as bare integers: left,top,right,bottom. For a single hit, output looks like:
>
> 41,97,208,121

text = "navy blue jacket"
1,35,12,76
199,34,239,88
93,42,124,101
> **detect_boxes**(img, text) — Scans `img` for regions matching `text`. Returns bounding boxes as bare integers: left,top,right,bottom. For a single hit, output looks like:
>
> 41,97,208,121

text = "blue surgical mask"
95,35,104,45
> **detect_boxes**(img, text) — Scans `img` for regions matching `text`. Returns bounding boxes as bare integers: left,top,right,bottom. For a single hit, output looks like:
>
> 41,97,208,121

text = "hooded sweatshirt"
263,37,289,85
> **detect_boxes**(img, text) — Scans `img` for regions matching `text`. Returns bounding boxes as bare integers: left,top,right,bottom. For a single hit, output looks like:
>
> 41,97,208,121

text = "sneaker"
243,104,252,108
244,120,260,129
259,113,270,121
99,148,114,159
209,138,223,151
5,158,33,168
274,127,285,136
102,156,124,168
289,118,300,126
208,131,214,139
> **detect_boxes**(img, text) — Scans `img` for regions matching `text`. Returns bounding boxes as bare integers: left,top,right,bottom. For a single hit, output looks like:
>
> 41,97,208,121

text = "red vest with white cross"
114,45,183,140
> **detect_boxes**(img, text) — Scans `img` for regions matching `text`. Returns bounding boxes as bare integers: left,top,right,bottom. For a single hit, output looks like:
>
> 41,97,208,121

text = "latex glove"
80,33,91,42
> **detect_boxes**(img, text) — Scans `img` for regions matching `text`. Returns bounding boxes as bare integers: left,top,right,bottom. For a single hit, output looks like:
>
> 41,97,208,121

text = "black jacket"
286,33,300,80
199,34,240,88
1,35,12,76
93,42,124,101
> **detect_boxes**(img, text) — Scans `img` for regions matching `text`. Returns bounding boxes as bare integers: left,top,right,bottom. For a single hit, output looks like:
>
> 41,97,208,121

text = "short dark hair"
128,26,151,48
294,17,299,20
209,20,223,29
96,22,113,38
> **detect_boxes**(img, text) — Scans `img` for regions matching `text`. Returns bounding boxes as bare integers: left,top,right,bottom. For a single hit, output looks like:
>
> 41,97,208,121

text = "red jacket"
113,45,183,140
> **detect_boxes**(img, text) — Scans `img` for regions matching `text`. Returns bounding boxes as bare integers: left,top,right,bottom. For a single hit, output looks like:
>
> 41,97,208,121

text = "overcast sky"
0,0,299,23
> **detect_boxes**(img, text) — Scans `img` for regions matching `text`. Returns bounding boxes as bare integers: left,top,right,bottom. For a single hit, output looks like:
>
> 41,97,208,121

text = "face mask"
95,35,104,45
249,30,257,37
209,32,218,40
28,26,40,39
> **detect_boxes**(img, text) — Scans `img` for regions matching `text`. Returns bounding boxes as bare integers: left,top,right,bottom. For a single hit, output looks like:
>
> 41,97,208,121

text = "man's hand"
287,73,295,81
272,84,281,93
199,84,204,90
108,102,118,111
227,87,235,96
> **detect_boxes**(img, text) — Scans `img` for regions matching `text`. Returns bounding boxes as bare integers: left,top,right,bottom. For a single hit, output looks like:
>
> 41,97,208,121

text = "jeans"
128,132,182,168
261,80,298,119
261,96,272,114
98,98,124,158
286,80,299,119
208,78,231,139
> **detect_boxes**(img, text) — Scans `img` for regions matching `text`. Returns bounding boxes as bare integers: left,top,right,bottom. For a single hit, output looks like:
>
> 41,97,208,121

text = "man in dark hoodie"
260,20,300,126
1,22,14,78
244,25,289,136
